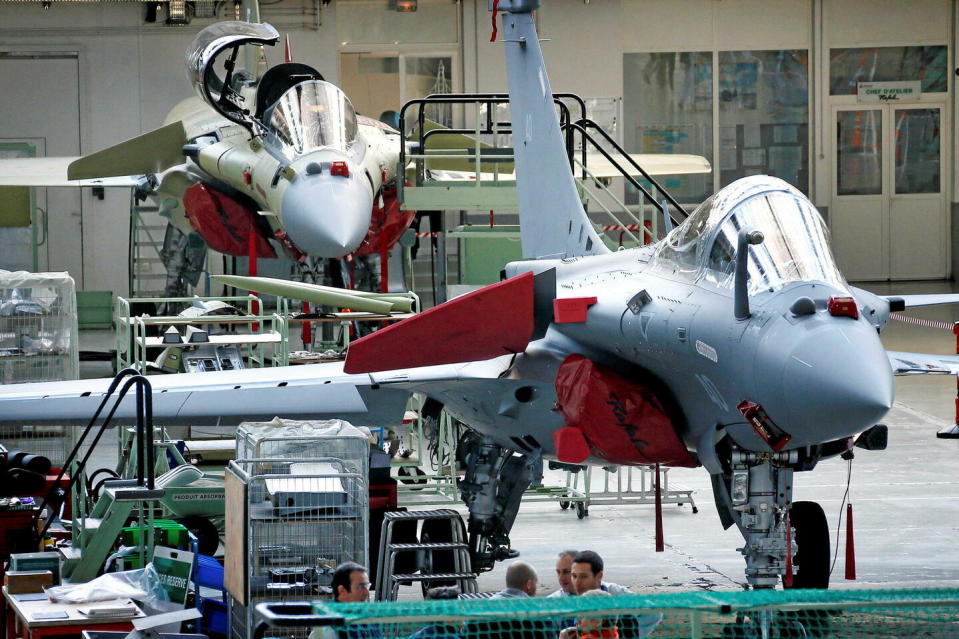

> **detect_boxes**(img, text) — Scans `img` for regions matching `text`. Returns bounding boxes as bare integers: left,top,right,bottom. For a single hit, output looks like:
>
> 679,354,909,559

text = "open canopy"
185,21,279,125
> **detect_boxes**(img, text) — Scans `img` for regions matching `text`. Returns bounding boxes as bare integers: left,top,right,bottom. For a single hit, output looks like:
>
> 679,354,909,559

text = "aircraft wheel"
784,501,830,589
576,502,588,519
397,466,427,491
559,501,570,510
180,515,220,556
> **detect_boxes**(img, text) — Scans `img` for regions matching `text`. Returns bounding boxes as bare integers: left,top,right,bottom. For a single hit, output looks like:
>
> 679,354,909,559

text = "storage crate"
225,457,369,639
236,418,371,478
0,270,78,384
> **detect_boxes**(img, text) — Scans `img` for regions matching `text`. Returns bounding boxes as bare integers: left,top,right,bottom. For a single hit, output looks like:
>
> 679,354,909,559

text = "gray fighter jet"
3,0,959,590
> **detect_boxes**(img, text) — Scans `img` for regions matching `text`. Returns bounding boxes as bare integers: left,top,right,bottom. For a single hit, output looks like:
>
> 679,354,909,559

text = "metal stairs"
374,509,477,601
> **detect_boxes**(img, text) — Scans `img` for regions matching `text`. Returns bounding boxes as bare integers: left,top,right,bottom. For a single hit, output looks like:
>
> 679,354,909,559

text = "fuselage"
153,84,401,259
432,176,894,466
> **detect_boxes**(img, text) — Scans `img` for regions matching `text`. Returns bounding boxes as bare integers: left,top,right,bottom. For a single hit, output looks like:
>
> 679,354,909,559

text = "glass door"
338,52,454,127
831,107,886,280
889,106,945,279
831,104,946,280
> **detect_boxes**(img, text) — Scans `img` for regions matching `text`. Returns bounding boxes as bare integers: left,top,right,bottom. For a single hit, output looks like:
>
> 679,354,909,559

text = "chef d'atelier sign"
857,81,921,103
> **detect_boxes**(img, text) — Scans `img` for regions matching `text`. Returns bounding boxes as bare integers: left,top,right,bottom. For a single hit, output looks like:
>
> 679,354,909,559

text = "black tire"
576,502,587,519
559,500,570,510
785,500,830,589
397,466,427,490
87,468,120,501
181,515,221,556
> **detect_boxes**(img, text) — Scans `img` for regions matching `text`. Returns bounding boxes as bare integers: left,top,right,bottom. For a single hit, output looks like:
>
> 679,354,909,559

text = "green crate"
454,225,523,286
77,290,113,329
121,519,191,550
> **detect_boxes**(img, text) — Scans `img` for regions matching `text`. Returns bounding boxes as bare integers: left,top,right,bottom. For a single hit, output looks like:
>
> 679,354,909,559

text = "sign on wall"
857,81,922,103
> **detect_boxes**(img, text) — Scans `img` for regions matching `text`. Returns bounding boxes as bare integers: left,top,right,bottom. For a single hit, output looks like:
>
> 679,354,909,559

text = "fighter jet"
0,21,403,262
3,0,959,590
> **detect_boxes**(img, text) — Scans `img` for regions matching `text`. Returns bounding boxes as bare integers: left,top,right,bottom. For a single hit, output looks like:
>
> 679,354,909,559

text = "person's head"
426,585,461,600
505,560,539,596
577,590,617,634
331,562,370,603
555,549,579,594
571,550,604,595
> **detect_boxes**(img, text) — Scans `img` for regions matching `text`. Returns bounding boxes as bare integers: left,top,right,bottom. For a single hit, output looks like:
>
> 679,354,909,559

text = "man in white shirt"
548,550,630,597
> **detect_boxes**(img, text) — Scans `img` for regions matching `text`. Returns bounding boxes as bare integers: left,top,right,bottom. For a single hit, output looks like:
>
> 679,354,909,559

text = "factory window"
623,52,714,205
718,50,808,194
829,46,947,95
624,49,809,207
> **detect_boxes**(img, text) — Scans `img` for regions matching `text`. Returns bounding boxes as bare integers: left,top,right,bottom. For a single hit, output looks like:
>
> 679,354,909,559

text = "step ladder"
374,509,477,601
128,192,170,298
63,479,164,583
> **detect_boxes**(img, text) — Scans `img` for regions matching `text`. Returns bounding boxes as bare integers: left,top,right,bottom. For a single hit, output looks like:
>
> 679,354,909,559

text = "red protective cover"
183,183,277,258
355,184,416,256
344,272,534,373
553,297,597,323
554,354,696,467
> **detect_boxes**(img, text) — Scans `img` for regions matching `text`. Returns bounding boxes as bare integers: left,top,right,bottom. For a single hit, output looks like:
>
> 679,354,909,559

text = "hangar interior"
0,0,958,637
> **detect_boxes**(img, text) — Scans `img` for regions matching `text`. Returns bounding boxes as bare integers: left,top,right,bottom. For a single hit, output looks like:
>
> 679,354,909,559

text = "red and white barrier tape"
890,312,957,331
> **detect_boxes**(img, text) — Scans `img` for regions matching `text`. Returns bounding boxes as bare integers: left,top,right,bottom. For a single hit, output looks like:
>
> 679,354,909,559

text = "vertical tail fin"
498,1,609,260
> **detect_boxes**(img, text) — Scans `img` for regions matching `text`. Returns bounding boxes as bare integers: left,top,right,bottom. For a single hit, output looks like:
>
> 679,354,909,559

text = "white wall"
1,0,955,291
0,2,340,296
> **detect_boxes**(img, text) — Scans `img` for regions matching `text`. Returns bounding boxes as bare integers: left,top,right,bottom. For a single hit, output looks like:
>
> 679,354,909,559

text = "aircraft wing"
0,358,512,426
583,152,712,178
425,153,711,182
887,350,959,375
884,294,959,309
0,157,140,187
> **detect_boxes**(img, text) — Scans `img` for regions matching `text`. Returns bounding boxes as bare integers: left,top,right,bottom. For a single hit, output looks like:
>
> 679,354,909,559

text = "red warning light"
827,296,859,319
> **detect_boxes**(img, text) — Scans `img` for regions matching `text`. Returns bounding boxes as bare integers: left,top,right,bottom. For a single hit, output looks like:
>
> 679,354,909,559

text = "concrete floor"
71,280,959,596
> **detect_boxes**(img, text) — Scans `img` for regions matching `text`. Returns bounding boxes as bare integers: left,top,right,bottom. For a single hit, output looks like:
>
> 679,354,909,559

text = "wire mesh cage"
236,418,371,477
0,270,78,384
0,271,80,466
227,456,369,639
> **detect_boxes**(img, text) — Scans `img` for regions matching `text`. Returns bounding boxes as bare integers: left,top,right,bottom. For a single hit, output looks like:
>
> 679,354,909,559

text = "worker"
548,549,580,597
490,560,538,598
560,590,620,639
330,562,381,639
570,551,631,595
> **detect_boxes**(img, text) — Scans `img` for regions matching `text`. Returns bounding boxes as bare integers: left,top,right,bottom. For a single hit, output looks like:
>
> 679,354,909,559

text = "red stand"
654,463,664,552
845,502,857,580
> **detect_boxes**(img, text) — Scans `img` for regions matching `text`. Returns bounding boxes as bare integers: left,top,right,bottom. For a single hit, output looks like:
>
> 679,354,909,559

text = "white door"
0,55,84,284
831,103,947,280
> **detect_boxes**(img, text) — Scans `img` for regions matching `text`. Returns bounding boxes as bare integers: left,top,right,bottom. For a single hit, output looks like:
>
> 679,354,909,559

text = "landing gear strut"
457,434,533,572
717,448,831,590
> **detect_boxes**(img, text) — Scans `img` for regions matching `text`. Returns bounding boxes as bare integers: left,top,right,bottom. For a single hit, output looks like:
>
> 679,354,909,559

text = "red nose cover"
554,354,696,467
344,271,534,373
183,183,277,258
355,184,415,256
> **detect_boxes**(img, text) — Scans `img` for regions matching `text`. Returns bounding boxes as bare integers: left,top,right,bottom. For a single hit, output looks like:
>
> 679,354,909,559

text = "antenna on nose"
734,228,764,320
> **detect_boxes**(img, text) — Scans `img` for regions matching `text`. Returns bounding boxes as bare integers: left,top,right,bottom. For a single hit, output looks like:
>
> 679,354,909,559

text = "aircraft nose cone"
756,319,893,444
280,164,373,257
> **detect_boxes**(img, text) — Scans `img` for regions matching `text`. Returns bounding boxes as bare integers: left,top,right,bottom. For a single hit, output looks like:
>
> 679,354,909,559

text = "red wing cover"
344,272,535,374
555,354,696,467
183,183,277,258
355,184,415,256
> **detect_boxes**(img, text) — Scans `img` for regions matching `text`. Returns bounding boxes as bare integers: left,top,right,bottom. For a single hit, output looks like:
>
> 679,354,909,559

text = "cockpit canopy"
265,80,358,160
185,21,280,126
654,176,847,295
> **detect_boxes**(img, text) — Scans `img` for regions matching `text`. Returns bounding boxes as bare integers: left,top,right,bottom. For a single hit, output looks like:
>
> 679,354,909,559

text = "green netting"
297,588,959,639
